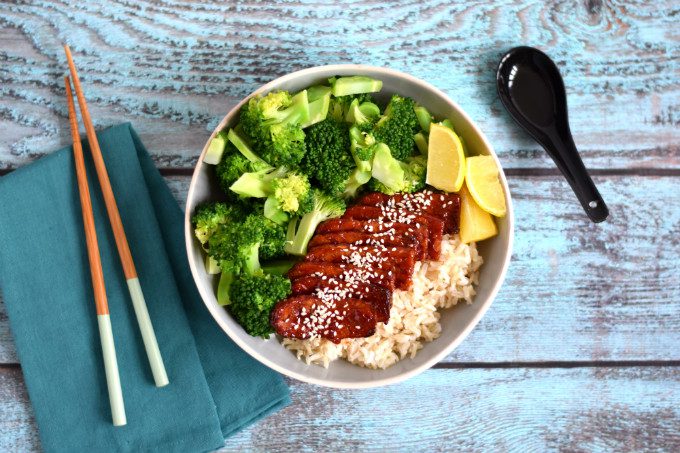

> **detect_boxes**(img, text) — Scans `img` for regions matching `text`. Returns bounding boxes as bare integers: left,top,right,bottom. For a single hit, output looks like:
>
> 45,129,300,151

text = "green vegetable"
263,197,289,225
204,131,228,165
205,255,221,275
307,85,332,101
343,167,372,199
302,118,355,197
373,94,419,161
191,202,245,246
301,92,331,128
439,119,454,130
414,132,428,155
261,259,298,276
414,106,433,133
370,143,405,192
228,273,291,337
330,76,383,97
229,166,312,217
327,93,376,123
345,99,380,131
217,271,234,306
239,90,309,168
349,126,377,172
227,128,270,166
208,214,284,275
284,189,346,256
400,155,427,193
367,154,427,195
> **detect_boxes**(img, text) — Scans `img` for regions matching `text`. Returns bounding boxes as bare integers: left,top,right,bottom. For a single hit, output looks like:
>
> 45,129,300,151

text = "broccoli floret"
208,214,283,276
366,178,398,196
229,166,312,218
191,202,244,246
328,93,376,123
302,118,355,197
228,273,291,337
271,172,312,214
367,153,427,195
240,90,309,168
259,216,287,261
343,167,372,199
349,126,378,172
284,189,346,255
373,94,419,161
370,143,405,192
400,155,427,193
345,99,381,132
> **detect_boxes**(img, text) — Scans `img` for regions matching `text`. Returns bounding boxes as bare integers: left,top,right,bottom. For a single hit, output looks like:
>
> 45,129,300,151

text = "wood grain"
2,365,680,452
0,1,678,171
1,174,678,364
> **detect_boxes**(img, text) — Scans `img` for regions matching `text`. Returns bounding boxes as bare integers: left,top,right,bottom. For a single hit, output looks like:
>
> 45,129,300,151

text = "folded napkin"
0,123,290,453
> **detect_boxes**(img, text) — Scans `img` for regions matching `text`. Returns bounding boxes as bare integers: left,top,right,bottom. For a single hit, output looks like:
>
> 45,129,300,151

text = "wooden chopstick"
65,76,127,427
64,45,169,388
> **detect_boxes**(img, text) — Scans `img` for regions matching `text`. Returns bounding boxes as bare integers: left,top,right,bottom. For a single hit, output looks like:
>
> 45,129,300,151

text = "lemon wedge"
426,123,465,192
465,155,507,217
459,185,498,244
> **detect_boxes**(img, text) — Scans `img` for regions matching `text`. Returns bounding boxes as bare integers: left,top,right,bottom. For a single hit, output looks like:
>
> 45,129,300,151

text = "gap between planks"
2,168,680,177
3,361,680,371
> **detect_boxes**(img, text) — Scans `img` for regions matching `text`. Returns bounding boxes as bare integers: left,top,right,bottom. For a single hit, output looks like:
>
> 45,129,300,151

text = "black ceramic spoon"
497,46,609,223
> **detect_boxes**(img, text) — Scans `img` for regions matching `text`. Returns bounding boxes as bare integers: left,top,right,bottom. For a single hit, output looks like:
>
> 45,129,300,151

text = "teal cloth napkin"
0,123,290,453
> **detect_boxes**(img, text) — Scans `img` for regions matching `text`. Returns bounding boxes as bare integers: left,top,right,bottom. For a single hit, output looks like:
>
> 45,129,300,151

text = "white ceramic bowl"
185,65,513,388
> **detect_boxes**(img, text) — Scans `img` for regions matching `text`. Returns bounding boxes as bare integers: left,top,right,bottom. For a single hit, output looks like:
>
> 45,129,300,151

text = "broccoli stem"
243,244,261,275
217,271,234,306
371,143,405,191
261,259,297,276
414,132,429,155
440,119,454,130
229,170,270,197
414,106,432,133
285,211,325,256
307,85,332,102
301,92,330,128
331,76,383,97
203,131,228,165
227,128,268,165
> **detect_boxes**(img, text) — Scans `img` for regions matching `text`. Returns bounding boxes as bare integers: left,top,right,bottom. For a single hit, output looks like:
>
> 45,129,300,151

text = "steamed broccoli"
239,90,309,168
229,166,312,218
401,155,427,193
345,99,381,132
349,126,377,172
373,94,419,161
284,189,346,256
367,152,427,195
191,202,245,246
208,214,282,276
302,118,355,197
328,93,376,123
330,76,383,97
228,273,291,337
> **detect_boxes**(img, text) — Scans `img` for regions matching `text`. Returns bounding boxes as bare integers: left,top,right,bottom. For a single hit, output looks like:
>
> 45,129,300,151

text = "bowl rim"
185,64,514,388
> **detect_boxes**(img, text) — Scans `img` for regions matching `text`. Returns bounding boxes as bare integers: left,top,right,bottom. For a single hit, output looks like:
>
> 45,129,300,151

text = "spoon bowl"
497,46,608,223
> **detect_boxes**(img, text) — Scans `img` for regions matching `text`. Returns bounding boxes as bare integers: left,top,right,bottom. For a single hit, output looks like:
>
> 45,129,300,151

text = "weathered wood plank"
2,365,680,452
1,175,678,364
0,1,678,170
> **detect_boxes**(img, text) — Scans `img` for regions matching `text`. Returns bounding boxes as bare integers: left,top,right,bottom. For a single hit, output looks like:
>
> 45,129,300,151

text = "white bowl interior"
185,65,514,388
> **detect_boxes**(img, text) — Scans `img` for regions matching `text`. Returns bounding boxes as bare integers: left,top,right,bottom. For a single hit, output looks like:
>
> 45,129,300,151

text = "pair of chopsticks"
64,45,169,426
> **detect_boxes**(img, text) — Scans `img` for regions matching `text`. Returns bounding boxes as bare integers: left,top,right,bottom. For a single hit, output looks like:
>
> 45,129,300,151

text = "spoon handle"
546,134,609,223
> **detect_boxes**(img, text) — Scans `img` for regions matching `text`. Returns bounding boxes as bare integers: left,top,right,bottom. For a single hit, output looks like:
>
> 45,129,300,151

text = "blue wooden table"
1,1,679,451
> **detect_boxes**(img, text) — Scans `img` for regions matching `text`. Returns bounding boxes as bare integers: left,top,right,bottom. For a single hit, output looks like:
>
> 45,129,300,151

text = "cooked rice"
282,234,483,369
